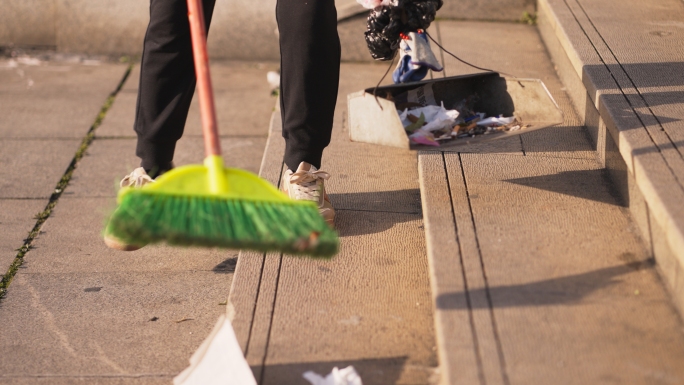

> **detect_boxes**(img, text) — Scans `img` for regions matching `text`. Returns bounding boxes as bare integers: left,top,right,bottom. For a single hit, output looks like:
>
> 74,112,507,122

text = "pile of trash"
390,84,529,147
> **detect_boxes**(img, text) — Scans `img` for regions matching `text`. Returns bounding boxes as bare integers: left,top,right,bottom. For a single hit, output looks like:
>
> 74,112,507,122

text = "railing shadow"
436,259,653,309
329,190,422,237
504,168,625,206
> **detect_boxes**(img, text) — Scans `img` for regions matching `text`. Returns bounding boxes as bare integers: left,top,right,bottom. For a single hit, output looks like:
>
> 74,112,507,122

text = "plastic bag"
399,102,459,132
392,31,443,83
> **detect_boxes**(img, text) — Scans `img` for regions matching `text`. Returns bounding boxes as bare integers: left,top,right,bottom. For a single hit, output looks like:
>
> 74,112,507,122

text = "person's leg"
134,0,216,177
276,0,341,172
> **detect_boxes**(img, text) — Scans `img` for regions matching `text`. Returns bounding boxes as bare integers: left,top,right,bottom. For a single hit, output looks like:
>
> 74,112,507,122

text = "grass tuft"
521,11,538,25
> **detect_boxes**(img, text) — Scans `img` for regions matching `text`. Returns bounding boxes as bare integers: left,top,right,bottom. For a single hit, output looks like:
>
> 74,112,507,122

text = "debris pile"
390,84,529,147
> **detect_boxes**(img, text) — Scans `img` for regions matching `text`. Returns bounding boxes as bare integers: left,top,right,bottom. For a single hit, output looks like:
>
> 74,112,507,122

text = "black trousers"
135,0,340,175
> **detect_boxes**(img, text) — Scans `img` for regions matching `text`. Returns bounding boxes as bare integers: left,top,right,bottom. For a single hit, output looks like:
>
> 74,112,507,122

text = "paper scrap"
303,366,363,385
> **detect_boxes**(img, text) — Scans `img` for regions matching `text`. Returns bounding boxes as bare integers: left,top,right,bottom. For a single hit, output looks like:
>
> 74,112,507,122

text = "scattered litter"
16,56,43,66
150,316,159,322
267,71,280,91
409,129,439,147
174,315,256,385
399,102,459,132
404,112,425,133
478,116,515,127
27,79,34,88
176,317,195,324
0,59,18,69
303,366,363,385
395,92,530,147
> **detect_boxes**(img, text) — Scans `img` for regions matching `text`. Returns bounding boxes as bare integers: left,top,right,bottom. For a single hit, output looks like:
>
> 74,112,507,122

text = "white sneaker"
104,167,155,251
281,162,335,227
119,167,155,188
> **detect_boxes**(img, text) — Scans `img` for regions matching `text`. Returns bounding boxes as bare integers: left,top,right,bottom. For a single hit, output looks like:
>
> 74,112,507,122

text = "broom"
104,0,339,258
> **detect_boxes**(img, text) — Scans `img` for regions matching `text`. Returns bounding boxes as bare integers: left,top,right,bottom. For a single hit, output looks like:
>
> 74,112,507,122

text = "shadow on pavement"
586,62,684,89
333,211,421,238
520,125,596,154
436,259,653,309
329,189,422,215
504,168,624,206
212,255,238,274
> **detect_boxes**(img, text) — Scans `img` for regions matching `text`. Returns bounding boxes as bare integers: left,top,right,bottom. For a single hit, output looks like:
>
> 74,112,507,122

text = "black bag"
364,0,443,61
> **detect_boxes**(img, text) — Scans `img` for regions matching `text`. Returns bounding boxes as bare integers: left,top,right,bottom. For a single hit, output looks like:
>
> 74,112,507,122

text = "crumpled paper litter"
303,366,363,385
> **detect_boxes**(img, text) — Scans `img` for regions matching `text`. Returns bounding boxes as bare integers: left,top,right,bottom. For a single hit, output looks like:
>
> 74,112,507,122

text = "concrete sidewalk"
0,59,276,384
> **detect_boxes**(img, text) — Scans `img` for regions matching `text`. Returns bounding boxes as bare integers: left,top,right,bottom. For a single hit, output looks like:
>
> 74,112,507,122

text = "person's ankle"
142,163,174,179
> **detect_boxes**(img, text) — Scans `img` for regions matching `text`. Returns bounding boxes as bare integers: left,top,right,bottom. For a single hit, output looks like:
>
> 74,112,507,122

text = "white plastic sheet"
399,102,460,132
173,315,256,385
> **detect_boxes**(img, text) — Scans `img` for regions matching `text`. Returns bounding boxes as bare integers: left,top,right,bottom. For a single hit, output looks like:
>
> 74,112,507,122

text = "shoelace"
289,169,330,201
120,168,155,188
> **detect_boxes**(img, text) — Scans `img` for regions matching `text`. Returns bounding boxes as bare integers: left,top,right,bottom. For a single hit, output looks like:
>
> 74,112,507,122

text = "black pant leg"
276,0,341,171
134,0,216,175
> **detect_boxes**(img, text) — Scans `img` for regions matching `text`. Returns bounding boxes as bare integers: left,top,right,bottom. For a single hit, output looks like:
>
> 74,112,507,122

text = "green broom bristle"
106,190,339,258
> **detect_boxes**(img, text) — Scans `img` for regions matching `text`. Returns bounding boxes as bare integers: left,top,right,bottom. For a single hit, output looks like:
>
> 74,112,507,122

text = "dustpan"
347,72,564,150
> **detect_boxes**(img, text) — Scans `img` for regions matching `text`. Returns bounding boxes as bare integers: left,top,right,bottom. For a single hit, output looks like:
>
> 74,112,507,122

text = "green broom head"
105,156,339,258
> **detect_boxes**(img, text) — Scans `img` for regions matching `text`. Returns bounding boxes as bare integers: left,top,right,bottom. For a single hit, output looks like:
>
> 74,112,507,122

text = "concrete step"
228,63,439,384
419,19,684,384
537,0,684,314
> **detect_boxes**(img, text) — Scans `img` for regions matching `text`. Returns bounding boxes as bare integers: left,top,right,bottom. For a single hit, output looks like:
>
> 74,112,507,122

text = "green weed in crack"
0,64,133,300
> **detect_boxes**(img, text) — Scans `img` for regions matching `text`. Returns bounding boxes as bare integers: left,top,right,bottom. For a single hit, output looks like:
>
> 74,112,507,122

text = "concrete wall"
0,0,280,59
0,0,57,47
0,0,535,59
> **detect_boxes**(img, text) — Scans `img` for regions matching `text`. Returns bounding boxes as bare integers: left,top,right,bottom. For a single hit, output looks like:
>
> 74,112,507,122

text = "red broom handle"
187,0,221,157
